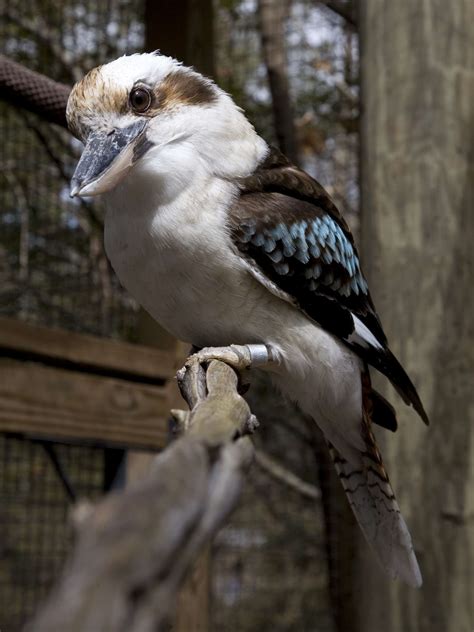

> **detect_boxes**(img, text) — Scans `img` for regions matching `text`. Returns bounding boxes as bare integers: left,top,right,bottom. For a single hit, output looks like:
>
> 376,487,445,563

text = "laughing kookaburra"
67,52,429,587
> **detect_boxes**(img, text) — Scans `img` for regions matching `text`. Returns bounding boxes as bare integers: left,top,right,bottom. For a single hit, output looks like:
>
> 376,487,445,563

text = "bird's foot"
185,343,278,373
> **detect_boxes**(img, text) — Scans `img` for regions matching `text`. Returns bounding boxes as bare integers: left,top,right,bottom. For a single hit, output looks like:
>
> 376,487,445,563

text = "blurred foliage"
215,0,359,217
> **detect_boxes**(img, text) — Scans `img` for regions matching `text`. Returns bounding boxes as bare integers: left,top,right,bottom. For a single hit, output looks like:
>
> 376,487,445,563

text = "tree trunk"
358,2,474,631
145,0,214,77
258,0,299,164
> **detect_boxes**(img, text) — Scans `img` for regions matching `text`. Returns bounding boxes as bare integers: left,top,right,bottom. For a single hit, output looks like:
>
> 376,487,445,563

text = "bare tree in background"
358,2,474,631
318,0,357,28
145,0,214,77
258,0,299,164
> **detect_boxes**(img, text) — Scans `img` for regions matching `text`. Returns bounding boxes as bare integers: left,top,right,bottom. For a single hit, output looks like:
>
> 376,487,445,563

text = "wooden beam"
0,359,170,449
359,2,474,629
0,316,177,382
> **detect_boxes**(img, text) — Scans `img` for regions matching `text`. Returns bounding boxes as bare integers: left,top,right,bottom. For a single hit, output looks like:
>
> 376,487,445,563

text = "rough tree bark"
27,360,255,632
258,0,299,164
358,2,474,631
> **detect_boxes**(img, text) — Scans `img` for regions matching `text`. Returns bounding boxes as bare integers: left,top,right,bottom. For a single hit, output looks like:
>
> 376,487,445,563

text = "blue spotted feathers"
241,215,368,298
231,148,429,425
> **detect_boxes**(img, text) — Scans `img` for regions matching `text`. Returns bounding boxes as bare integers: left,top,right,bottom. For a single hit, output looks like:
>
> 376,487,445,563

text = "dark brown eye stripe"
149,69,217,113
66,64,218,140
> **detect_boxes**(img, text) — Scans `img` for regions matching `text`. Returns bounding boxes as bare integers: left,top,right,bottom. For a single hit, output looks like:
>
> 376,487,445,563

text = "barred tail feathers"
328,416,422,587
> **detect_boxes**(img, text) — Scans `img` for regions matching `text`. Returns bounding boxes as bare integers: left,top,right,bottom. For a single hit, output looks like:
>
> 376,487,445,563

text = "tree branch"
318,0,357,28
258,0,300,164
1,9,83,82
255,449,321,500
27,360,256,632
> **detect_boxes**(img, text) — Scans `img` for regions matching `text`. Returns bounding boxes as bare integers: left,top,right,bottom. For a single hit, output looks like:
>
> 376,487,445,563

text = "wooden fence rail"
0,316,177,450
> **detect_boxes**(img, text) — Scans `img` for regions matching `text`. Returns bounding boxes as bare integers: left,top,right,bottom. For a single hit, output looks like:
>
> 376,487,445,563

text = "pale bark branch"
255,449,321,500
27,360,256,632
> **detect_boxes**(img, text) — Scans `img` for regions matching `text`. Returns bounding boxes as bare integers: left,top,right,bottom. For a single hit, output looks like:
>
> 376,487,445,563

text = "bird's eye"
130,87,152,113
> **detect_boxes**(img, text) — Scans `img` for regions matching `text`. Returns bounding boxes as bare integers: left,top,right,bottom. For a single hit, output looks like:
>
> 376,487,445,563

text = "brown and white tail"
328,400,422,587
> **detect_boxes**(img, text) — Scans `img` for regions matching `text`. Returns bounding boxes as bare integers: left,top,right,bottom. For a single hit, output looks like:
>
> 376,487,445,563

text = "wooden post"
358,2,474,631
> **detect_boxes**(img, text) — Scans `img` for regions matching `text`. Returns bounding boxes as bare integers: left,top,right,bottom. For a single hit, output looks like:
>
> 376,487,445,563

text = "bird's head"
67,53,266,198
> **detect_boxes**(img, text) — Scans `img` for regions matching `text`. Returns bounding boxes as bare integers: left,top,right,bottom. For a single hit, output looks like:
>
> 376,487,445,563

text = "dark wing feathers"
233,191,385,343
230,147,429,426
241,145,349,229
368,389,398,432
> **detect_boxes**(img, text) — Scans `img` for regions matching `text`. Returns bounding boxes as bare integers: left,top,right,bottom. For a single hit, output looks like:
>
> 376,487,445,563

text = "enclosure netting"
0,1,359,629
0,0,144,338
0,436,107,630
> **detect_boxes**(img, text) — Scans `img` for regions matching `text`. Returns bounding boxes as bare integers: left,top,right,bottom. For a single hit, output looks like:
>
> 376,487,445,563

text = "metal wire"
0,434,106,631
0,0,144,339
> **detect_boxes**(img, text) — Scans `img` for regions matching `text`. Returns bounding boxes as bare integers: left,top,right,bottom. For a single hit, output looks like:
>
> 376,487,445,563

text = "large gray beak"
70,119,151,197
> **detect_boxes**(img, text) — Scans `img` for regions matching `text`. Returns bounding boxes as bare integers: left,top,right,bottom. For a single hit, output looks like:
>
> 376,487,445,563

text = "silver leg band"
245,344,273,366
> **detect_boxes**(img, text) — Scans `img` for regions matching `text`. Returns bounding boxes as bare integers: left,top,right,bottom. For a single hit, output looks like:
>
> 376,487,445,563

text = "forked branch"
27,360,255,632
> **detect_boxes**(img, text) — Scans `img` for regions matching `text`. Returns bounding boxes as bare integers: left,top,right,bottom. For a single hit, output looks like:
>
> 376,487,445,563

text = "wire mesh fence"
0,0,144,338
0,3,148,629
0,1,359,630
0,435,107,630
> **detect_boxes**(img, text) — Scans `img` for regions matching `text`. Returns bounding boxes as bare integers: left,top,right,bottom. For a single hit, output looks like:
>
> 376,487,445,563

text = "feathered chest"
102,182,271,344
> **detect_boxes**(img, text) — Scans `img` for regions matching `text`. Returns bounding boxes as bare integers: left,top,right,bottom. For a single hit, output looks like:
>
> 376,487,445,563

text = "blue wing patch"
232,154,429,425
240,214,368,299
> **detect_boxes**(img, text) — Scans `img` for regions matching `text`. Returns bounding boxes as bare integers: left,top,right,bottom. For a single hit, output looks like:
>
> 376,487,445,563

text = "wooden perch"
27,360,256,632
